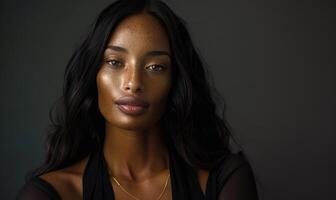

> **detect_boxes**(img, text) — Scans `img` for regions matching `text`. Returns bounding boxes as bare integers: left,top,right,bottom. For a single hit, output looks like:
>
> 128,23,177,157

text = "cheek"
148,76,172,113
156,81,171,103
96,69,119,114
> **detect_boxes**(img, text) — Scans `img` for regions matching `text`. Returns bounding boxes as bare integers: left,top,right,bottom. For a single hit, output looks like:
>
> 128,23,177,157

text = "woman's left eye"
146,64,166,72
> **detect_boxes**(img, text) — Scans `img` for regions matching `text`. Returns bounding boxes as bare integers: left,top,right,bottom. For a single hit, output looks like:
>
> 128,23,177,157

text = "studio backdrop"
0,0,335,199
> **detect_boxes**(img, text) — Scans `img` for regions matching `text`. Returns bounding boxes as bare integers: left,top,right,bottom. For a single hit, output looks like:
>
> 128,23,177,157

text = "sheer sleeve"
16,177,61,200
217,152,259,200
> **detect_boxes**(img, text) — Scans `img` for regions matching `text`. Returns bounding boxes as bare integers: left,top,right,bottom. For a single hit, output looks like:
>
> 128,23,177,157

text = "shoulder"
215,151,259,199
18,156,89,200
196,151,254,195
215,151,255,183
216,151,251,177
40,156,89,199
16,176,61,200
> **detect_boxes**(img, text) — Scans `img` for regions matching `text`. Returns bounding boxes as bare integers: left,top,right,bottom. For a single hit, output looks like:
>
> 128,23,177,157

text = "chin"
108,116,158,131
116,122,150,131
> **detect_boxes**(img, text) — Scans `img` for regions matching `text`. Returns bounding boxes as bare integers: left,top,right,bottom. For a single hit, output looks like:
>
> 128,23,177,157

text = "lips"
115,96,149,115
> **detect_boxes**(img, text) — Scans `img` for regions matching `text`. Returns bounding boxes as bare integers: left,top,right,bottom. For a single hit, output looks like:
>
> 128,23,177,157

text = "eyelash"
106,59,122,68
146,64,166,72
105,59,166,72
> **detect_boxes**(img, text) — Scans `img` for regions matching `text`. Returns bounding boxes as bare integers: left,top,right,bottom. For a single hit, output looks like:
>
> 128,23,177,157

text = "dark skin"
40,12,209,200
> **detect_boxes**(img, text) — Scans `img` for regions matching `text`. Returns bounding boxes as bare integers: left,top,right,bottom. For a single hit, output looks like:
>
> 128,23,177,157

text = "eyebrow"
105,45,171,58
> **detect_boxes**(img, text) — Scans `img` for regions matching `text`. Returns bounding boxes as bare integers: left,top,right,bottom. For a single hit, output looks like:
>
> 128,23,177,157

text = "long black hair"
28,0,243,179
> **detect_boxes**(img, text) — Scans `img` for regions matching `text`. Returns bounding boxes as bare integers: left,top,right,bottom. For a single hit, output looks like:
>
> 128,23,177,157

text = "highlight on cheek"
98,70,114,86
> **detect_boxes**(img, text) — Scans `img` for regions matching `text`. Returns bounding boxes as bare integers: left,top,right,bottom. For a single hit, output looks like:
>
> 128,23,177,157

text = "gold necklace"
109,170,170,200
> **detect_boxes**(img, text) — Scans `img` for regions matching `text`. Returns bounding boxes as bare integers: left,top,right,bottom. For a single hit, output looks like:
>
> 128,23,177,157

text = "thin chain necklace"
108,169,170,200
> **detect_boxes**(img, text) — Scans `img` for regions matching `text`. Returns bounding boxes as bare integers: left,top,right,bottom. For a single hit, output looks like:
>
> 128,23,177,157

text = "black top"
17,145,258,200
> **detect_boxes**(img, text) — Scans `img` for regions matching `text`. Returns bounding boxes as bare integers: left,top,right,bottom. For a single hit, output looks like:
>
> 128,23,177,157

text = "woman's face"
97,13,172,131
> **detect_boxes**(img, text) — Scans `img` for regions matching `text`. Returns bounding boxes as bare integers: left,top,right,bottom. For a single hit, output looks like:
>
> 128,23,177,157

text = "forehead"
106,13,170,52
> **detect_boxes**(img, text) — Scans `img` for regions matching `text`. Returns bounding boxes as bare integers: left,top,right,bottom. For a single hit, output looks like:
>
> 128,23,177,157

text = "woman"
17,0,259,199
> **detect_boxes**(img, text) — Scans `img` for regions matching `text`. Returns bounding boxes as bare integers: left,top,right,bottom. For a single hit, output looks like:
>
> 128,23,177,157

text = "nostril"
123,84,144,93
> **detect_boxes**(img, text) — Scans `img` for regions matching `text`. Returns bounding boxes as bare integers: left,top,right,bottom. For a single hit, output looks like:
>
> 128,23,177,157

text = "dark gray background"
1,0,335,199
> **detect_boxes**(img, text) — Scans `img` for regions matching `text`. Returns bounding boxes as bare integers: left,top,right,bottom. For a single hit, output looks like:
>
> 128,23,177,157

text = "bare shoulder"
39,156,90,200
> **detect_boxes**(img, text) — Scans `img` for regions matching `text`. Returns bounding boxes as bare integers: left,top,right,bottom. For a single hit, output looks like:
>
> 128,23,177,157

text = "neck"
103,122,169,182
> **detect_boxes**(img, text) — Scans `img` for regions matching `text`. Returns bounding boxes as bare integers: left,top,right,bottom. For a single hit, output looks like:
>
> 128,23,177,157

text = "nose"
122,65,145,93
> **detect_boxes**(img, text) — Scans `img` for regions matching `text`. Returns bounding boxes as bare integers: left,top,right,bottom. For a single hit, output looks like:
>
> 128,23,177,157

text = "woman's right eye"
106,59,122,68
